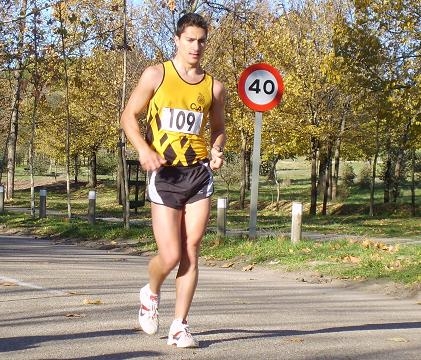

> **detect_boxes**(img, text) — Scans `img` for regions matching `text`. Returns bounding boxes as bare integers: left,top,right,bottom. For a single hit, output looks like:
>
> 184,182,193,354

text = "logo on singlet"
191,92,206,112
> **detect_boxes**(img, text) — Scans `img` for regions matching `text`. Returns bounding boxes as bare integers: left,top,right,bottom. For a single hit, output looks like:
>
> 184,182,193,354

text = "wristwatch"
212,145,223,152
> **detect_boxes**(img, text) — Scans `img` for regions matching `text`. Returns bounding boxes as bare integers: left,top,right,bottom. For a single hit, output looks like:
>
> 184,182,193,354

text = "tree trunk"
6,79,21,201
29,4,41,218
119,0,130,229
239,131,247,209
332,114,346,200
6,0,28,201
318,150,327,195
322,144,332,216
392,158,401,203
369,121,380,217
88,150,97,188
73,154,79,184
410,148,415,216
383,146,392,204
328,159,332,200
57,4,72,219
267,155,279,182
29,95,39,218
310,137,319,215
392,119,412,202
246,150,251,190
0,140,6,185
369,152,378,216
274,165,281,203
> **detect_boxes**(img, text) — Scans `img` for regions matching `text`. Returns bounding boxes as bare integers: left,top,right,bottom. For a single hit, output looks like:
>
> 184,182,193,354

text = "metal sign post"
238,63,284,239
249,111,263,239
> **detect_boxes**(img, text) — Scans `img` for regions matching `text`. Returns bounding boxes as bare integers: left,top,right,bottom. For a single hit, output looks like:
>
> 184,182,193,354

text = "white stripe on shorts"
147,170,164,204
201,161,214,196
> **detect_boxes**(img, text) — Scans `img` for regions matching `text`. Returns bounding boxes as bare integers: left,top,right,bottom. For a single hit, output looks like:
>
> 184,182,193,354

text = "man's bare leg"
148,203,183,294
174,198,211,321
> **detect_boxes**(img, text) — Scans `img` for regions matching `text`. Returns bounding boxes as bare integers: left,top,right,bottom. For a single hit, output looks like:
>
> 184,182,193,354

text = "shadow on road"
197,321,421,347
0,328,160,359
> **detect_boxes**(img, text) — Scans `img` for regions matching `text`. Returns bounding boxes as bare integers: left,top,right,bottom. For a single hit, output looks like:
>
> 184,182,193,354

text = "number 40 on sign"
238,63,284,112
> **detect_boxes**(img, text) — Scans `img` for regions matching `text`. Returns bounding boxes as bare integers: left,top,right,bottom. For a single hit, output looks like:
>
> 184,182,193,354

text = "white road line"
0,275,69,296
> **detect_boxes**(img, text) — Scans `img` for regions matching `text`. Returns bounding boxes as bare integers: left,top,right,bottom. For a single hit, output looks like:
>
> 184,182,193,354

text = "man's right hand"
139,148,167,172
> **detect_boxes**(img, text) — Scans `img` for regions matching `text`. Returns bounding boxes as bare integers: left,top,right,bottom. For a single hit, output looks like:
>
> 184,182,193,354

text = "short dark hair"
176,13,208,37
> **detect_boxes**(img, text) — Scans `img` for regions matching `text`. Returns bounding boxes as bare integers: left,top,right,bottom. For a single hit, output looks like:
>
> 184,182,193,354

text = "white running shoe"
138,284,159,335
167,319,199,348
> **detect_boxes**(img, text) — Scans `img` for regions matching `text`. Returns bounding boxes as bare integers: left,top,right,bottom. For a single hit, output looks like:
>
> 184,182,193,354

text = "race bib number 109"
160,107,203,135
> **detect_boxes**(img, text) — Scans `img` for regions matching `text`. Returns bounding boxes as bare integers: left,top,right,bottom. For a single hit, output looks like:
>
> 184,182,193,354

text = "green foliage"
2,0,419,213
414,151,421,173
341,163,356,187
96,150,117,176
32,154,50,175
217,152,242,197
358,163,372,189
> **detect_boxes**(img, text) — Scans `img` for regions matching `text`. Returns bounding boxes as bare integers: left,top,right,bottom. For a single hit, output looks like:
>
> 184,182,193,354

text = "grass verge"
1,212,420,289
201,234,421,286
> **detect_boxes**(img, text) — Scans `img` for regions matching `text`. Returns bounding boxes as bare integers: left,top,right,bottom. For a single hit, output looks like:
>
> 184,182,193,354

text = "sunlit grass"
201,235,421,285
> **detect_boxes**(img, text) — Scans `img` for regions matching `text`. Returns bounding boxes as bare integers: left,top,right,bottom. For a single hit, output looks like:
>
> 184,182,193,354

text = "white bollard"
291,201,303,244
0,185,4,213
88,190,96,224
39,189,47,218
217,197,227,241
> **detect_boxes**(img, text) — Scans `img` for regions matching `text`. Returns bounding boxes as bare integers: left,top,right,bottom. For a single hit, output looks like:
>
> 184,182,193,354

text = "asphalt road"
0,235,420,360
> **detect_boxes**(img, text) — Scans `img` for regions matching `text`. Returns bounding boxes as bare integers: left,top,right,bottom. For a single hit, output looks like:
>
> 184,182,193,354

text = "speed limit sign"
237,63,284,239
238,63,284,112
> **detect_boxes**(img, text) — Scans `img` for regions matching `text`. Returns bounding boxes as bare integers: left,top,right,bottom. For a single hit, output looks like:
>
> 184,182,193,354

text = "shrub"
336,183,350,200
341,163,356,187
33,154,50,175
358,163,372,189
97,151,117,176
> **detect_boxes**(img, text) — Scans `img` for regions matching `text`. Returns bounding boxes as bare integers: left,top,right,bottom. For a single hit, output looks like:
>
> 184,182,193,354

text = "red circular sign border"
238,63,284,112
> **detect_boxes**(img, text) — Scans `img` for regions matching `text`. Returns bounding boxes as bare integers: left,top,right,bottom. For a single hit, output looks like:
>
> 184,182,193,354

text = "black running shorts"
147,160,214,209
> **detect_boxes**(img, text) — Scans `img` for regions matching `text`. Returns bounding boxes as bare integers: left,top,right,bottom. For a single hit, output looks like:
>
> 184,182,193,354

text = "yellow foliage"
342,255,361,264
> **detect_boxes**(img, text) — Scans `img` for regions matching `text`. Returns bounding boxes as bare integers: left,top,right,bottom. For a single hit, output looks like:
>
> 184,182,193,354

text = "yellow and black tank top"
145,60,214,166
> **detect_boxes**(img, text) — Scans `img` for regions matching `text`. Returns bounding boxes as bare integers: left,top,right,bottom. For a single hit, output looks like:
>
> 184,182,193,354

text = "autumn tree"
36,2,130,175
333,0,421,214
205,0,272,209
2,0,28,200
258,0,353,215
27,1,44,216
0,2,13,181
